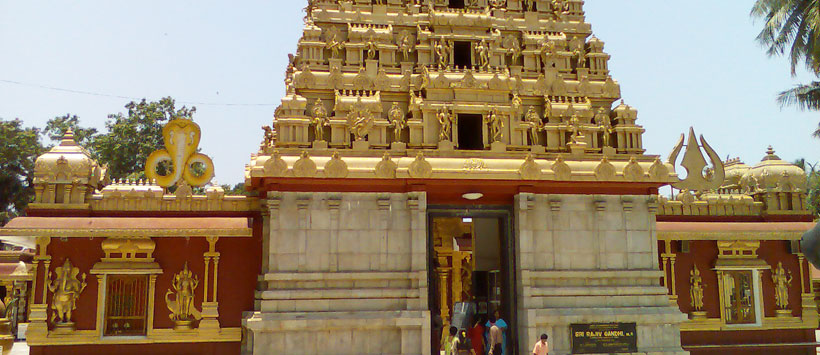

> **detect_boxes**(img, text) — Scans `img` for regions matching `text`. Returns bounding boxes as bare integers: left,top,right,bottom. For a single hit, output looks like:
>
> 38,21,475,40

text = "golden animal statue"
771,262,792,310
47,259,87,326
667,127,725,191
165,263,202,329
689,265,705,311
145,119,215,188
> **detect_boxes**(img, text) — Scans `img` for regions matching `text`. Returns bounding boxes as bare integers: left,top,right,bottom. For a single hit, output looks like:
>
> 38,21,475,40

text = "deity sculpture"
166,263,202,329
689,265,705,312
388,102,406,141
397,31,415,61
489,0,506,9
437,107,454,142
507,36,522,64
145,118,216,189
594,108,613,147
568,114,582,144
435,40,451,68
771,262,792,310
511,93,522,120
365,36,379,60
476,40,490,70
47,259,87,327
485,107,504,143
311,98,329,141
347,98,373,141
574,48,586,69
420,65,431,90
262,125,275,148
523,106,543,145
549,0,570,19
325,27,344,59
523,0,536,11
539,39,556,69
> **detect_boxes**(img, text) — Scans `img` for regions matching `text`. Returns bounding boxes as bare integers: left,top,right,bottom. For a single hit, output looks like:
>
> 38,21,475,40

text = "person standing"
443,326,458,355
487,315,503,355
468,316,485,355
485,310,508,355
532,334,549,355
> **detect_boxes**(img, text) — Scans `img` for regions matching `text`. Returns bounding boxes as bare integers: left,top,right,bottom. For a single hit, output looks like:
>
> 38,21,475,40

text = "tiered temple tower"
244,1,688,354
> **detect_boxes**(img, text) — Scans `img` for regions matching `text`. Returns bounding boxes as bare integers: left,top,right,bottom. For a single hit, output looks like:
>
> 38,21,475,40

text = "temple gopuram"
1,1,818,354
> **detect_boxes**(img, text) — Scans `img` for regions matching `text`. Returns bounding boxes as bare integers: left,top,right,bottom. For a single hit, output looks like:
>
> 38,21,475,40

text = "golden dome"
740,146,805,192
33,130,106,188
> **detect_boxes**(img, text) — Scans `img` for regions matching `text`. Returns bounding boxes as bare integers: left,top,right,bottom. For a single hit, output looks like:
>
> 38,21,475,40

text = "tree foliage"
43,114,98,148
93,97,196,180
0,119,45,225
752,1,820,120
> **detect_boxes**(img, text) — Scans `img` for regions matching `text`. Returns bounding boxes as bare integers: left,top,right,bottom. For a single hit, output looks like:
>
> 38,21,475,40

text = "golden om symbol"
145,119,215,188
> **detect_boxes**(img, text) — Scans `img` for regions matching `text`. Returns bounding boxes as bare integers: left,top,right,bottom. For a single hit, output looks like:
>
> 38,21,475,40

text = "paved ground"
8,341,28,355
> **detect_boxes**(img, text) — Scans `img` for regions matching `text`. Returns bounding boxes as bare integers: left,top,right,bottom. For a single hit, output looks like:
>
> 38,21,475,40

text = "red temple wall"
36,214,262,335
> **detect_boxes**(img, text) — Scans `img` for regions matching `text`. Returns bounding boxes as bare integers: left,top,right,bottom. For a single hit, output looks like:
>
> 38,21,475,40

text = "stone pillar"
514,193,688,355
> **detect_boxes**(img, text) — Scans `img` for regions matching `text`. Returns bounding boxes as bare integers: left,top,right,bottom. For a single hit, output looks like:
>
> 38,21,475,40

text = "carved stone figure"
771,262,792,310
506,36,522,64
524,106,543,145
435,40,451,68
476,40,490,70
539,39,556,69
549,0,570,19
325,27,344,59
574,48,586,69
388,102,406,141
145,119,215,188
485,107,504,143
365,36,378,60
420,65,431,90
47,259,87,326
437,107,454,142
262,125,275,147
568,114,582,144
523,0,536,11
489,0,506,9
347,98,374,141
689,265,705,312
166,263,202,329
311,98,330,141
594,108,612,147
397,31,415,61
511,93,522,119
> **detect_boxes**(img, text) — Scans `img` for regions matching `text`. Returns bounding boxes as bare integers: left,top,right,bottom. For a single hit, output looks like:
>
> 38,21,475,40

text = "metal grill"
104,275,148,336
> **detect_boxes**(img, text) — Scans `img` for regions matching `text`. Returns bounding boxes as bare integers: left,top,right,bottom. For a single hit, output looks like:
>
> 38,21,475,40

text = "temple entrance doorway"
428,209,516,355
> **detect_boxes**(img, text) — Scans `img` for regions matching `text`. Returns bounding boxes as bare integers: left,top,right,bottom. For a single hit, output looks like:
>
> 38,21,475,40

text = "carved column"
201,236,221,333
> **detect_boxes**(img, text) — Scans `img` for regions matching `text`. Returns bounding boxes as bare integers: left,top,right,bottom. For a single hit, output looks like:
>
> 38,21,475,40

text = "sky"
1,1,818,185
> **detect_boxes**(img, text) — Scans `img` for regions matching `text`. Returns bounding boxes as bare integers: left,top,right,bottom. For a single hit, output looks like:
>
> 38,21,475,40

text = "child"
532,333,548,355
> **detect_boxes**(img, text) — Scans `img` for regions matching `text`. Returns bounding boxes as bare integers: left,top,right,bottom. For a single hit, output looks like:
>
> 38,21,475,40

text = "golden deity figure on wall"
771,262,792,311
485,107,504,143
689,265,705,312
48,259,87,328
437,107,454,142
388,102,406,141
311,98,329,141
166,263,202,329
524,106,543,145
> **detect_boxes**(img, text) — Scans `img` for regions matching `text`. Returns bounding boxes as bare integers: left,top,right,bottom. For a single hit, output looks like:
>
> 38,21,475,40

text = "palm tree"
752,0,820,127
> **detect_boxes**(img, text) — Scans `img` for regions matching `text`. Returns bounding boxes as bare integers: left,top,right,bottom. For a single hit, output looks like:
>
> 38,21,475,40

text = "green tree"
0,119,46,225
221,183,250,196
92,97,196,180
752,1,820,134
795,158,820,216
43,114,99,148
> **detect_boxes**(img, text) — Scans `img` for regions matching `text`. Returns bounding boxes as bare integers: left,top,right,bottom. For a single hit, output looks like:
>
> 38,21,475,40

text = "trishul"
146,119,215,188
667,127,725,191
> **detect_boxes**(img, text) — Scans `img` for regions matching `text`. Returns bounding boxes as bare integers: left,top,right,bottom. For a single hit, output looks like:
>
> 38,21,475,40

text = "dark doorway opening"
449,0,465,8
458,114,484,150
454,41,472,69
428,209,517,355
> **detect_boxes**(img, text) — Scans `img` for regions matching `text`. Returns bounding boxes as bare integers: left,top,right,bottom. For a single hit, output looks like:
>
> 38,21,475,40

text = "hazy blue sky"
1,1,818,185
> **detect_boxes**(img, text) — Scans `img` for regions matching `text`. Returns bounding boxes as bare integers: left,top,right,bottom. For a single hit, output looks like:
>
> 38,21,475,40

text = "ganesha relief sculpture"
47,259,87,329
